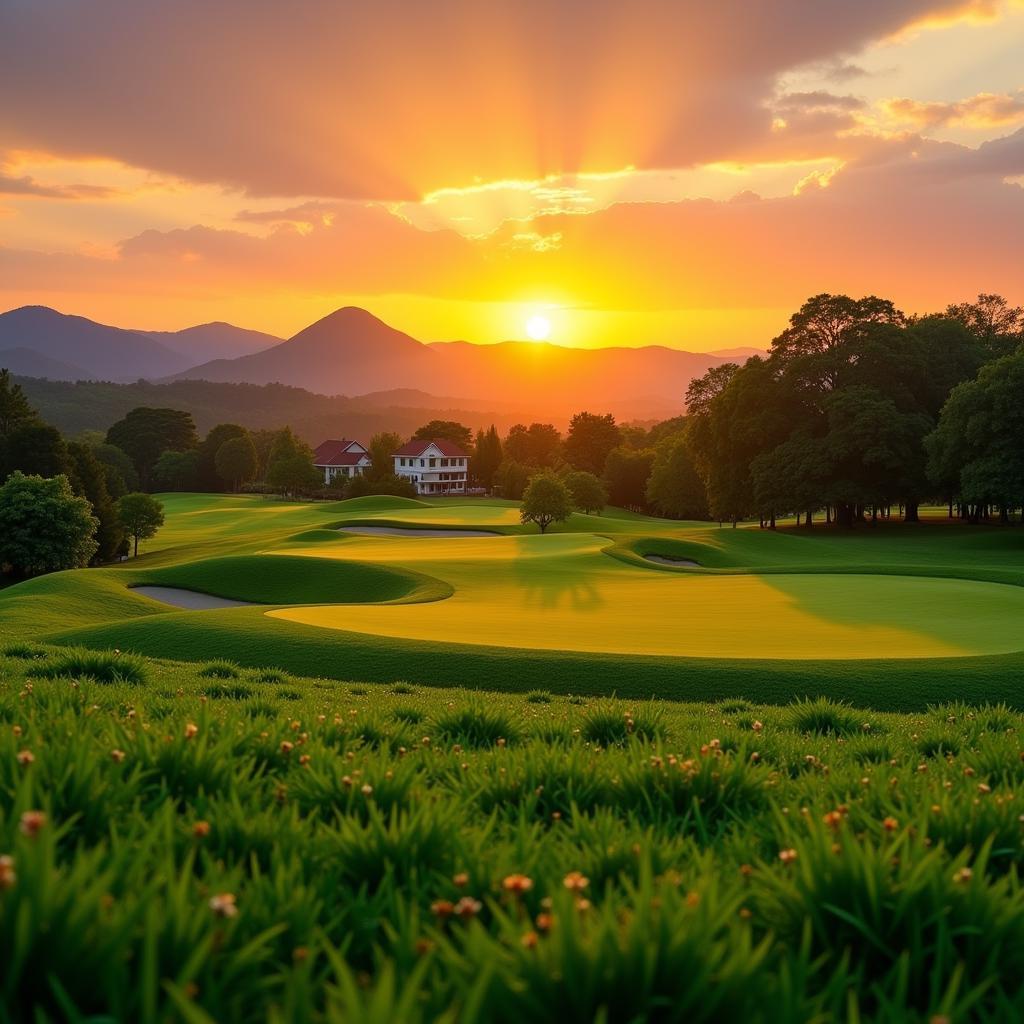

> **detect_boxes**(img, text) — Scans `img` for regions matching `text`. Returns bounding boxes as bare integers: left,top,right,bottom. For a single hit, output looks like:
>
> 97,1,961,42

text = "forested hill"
14,376,534,442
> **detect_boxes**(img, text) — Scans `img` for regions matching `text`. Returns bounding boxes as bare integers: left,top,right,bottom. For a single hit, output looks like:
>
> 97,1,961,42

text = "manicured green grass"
2,648,1024,1021
2,493,1024,709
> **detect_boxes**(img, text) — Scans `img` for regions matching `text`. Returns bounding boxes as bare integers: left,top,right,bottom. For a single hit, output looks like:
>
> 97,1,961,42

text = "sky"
0,0,1022,351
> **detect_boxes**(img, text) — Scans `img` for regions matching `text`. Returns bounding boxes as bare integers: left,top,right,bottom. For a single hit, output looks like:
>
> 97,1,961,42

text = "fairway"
5,493,1024,706
269,533,1024,659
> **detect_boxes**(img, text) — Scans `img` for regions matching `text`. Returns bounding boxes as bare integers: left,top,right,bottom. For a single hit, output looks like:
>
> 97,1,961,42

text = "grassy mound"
3,648,1024,1021
137,553,449,605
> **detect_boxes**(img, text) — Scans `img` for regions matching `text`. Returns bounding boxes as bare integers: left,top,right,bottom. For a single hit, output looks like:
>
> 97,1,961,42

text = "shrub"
29,648,148,685
3,642,46,660
434,702,520,748
788,697,866,737
525,690,553,704
390,706,425,725
581,702,662,746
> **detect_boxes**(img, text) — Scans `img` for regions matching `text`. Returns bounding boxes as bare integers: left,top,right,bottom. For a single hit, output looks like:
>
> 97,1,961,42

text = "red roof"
394,438,469,458
313,439,369,466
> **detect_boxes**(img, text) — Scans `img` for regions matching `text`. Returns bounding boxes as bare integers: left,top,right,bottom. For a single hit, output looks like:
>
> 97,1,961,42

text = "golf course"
3,493,1023,710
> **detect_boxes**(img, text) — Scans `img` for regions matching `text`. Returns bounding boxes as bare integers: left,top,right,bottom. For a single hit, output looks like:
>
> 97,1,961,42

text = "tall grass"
2,648,1024,1020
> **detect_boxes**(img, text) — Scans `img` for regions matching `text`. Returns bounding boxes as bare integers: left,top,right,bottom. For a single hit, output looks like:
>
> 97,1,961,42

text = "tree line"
682,292,1023,527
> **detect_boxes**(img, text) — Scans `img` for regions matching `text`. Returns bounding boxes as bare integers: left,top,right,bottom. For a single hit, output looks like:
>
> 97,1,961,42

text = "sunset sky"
1,0,1023,350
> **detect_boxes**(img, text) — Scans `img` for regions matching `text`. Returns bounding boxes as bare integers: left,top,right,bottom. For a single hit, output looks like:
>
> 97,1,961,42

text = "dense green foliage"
520,473,573,533
106,407,199,490
0,473,98,576
684,293,1023,528
2,651,1024,1021
215,435,259,492
118,493,165,558
563,470,607,514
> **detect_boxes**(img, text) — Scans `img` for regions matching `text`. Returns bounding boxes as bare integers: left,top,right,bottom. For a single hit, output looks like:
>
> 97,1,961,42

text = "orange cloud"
881,91,1024,128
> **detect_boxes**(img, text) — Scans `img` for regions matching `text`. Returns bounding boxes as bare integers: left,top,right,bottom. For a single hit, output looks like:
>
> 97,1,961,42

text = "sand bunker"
644,554,700,567
132,586,255,609
339,526,501,538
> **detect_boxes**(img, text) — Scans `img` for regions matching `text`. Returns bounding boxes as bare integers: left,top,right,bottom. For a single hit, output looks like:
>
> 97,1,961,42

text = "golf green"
269,533,1024,659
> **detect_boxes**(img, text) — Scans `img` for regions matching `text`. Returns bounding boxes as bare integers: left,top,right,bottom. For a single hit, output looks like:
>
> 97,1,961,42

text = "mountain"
141,321,282,361
172,307,732,419
0,347,88,380
172,307,435,394
0,306,189,380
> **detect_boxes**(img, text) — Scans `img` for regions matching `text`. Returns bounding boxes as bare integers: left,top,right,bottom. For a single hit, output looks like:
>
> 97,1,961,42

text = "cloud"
881,90,1024,128
0,172,119,200
0,0,995,200
2,130,1021,325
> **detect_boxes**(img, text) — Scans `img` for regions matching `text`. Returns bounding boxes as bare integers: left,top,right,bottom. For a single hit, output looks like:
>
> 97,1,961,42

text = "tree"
945,293,1023,359
473,425,503,490
250,428,281,480
91,442,139,497
197,423,247,490
0,369,37,436
927,350,1024,520
603,446,654,510
520,472,572,534
494,459,530,500
106,408,198,490
266,429,321,497
117,492,165,557
215,435,258,492
367,432,404,482
2,422,72,481
564,412,622,475
0,472,98,576
504,423,562,468
646,436,709,520
67,441,124,562
412,420,473,452
564,470,607,514
770,293,906,394
152,450,200,491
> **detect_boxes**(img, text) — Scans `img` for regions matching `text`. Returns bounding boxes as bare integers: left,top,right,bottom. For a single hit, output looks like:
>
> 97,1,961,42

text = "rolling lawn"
2,493,1023,708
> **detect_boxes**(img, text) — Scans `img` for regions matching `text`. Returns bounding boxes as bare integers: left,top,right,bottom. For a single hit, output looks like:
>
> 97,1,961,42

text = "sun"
525,314,551,341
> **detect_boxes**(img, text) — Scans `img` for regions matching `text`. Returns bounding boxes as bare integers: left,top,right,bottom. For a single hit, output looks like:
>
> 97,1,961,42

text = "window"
420,459,425,467
429,458,437,467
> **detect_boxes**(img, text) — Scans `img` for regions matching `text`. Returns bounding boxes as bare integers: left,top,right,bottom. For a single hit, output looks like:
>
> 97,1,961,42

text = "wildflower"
19,811,46,838
575,897,592,912
0,855,15,890
299,754,311,766
882,816,899,832
360,783,374,796
292,947,309,962
414,938,434,955
193,821,211,838
209,892,238,918
454,896,482,919
822,810,843,830
453,872,469,888
521,930,539,948
739,907,752,920
563,871,589,892
686,891,700,908
280,740,294,754
431,900,455,919
503,874,534,894
778,848,798,865
16,750,34,766
953,867,973,885
536,912,554,932
739,863,753,877
752,720,763,732
110,749,126,763
184,722,199,740
978,783,992,795
750,751,760,763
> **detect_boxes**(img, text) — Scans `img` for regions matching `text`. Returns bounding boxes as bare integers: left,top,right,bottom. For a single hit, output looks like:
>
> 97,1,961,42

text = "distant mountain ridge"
170,306,736,419
0,303,747,419
0,306,282,382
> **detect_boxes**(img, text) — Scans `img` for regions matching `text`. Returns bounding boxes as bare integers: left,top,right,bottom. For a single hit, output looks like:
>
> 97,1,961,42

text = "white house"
313,439,371,485
393,439,469,495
